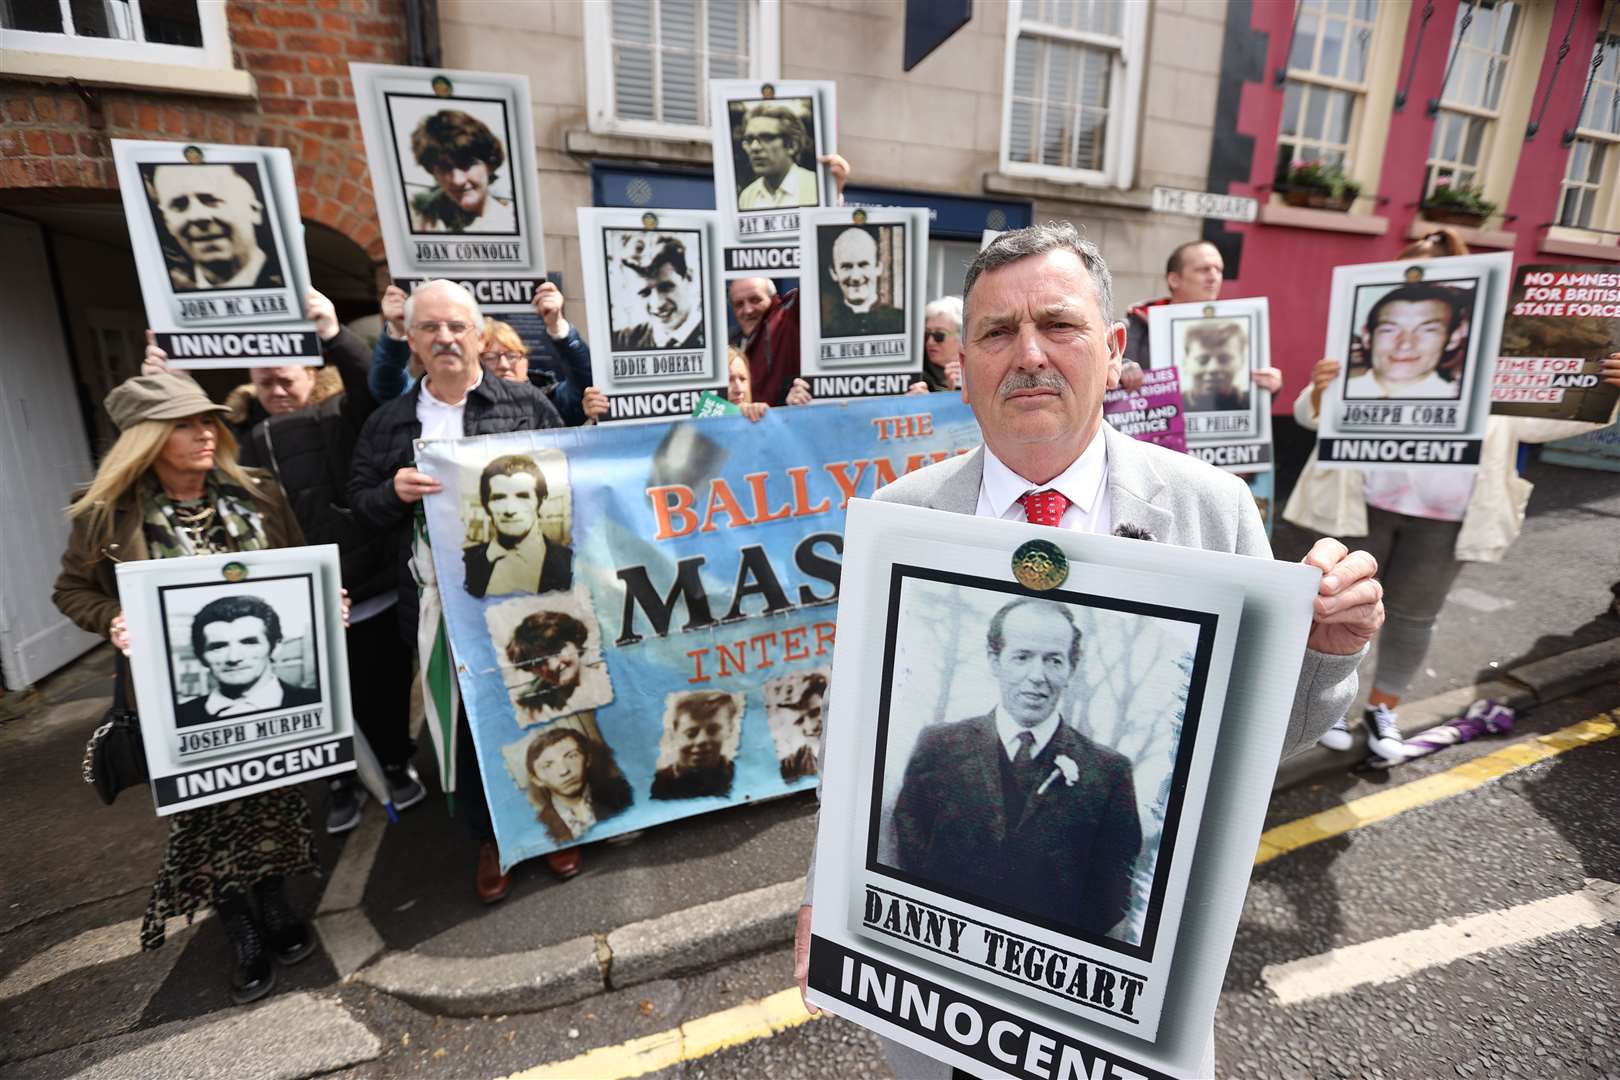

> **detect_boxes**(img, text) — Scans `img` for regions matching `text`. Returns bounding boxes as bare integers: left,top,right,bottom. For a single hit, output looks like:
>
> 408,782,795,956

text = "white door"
0,216,100,687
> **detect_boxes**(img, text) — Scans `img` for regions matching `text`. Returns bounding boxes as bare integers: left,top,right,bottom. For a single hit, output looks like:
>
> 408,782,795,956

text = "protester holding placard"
52,374,320,1005
371,282,597,425
1285,233,1620,760
1119,240,1283,399
795,222,1384,1080
348,279,574,900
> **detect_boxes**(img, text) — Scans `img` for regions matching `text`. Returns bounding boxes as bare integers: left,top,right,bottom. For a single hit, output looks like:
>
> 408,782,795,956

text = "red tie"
1018,489,1070,527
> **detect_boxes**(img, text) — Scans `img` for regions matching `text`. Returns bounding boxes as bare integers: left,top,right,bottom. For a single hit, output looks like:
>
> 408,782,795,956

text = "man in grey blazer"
795,222,1385,1078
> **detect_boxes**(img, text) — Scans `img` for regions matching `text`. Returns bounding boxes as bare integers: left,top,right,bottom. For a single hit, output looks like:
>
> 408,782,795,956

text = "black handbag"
81,656,148,805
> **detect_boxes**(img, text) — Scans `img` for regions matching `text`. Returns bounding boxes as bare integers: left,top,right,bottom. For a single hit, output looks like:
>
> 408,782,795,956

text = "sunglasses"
925,330,956,344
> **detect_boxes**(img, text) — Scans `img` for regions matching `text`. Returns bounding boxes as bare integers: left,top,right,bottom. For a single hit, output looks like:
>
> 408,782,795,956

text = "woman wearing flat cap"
52,373,321,1005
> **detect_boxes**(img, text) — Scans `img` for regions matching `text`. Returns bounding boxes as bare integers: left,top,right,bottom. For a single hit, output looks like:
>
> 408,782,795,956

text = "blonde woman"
53,373,320,1005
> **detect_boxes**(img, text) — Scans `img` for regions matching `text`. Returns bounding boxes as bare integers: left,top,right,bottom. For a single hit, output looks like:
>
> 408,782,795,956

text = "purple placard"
1104,365,1187,453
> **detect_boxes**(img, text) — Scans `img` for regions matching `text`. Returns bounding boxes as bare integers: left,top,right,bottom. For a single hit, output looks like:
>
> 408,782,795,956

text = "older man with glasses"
349,278,577,901
369,280,600,425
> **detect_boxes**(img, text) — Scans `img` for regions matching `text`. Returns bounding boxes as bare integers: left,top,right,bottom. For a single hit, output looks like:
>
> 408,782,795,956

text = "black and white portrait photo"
1343,277,1476,401
501,725,633,845
605,229,708,352
139,161,288,294
1175,316,1253,416
458,449,572,600
730,96,821,210
819,223,906,339
161,577,322,729
650,690,744,801
873,575,1211,949
114,140,318,361
485,590,614,728
386,94,518,236
765,668,829,782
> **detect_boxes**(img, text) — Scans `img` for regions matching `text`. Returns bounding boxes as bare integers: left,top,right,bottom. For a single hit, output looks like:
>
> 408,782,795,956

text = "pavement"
2,454,1617,1077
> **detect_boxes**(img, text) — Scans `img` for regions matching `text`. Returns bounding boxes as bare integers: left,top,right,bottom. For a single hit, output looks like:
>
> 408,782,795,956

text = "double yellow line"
506,709,1619,1080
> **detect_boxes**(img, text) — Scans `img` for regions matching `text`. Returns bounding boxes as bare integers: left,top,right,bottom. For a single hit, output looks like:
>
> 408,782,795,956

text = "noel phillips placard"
1491,264,1620,423
351,63,547,312
112,139,319,369
1146,298,1272,472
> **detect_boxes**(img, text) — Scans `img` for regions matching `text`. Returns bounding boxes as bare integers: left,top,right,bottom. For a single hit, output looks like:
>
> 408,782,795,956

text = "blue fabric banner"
417,395,980,869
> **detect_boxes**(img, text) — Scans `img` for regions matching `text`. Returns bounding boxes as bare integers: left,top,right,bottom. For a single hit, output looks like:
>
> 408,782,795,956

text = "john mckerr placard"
112,139,319,369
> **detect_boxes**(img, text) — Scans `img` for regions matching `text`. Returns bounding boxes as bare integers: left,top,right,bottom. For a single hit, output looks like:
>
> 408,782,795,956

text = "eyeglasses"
925,330,956,344
740,133,784,147
480,351,526,368
412,321,475,336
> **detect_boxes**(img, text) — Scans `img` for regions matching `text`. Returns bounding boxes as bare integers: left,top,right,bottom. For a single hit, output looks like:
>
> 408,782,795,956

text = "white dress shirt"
659,305,704,349
738,163,818,209
204,669,286,717
1345,369,1460,400
992,704,1061,762
483,529,550,597
976,433,1112,536
416,369,483,441
190,246,268,290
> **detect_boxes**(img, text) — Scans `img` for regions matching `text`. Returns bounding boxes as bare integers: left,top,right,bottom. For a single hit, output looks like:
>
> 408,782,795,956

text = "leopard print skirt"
139,788,319,950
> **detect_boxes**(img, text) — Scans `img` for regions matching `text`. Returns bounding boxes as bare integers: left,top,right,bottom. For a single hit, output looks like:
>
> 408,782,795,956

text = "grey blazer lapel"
927,447,984,515
1102,423,1173,541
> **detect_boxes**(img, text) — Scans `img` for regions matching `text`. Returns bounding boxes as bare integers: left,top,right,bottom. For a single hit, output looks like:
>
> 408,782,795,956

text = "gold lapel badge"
1011,539,1068,591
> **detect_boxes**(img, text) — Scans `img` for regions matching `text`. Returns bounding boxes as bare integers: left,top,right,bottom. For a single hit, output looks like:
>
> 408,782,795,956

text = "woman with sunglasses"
909,296,965,395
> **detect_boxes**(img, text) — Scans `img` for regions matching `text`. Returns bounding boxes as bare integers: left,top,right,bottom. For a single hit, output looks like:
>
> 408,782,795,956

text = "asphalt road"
5,453,1616,1078
330,682,1620,1080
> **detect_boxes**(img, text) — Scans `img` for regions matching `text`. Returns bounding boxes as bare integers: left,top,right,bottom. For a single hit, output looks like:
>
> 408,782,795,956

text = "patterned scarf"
140,472,270,558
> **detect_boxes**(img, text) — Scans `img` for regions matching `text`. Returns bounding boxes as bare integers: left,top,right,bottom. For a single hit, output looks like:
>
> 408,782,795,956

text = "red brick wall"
0,0,409,261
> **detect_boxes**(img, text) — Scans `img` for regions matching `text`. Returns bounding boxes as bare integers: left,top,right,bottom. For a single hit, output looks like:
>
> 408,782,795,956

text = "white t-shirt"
416,370,483,442
1363,467,1479,521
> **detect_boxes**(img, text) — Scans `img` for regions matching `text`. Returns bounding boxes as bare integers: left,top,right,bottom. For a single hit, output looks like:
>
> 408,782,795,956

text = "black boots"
252,875,316,965
215,877,315,1004
214,886,274,1004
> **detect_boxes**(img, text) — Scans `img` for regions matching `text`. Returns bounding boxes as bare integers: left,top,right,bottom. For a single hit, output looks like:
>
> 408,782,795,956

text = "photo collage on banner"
807,501,1322,1078
797,206,929,400
414,394,983,871
351,63,547,313
1317,251,1513,469
710,78,838,266
577,208,729,422
1147,298,1273,472
111,139,318,369
1490,264,1620,423
114,546,355,815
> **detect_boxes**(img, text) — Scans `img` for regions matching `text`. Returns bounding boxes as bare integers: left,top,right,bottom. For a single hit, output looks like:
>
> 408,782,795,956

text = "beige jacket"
1282,383,1613,562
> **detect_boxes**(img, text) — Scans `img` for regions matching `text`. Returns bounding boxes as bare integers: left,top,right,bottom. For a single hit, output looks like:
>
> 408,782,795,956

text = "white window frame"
997,0,1147,190
0,0,233,69
584,0,781,143
1551,5,1620,244
1274,1,1381,178
1423,0,1523,198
